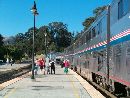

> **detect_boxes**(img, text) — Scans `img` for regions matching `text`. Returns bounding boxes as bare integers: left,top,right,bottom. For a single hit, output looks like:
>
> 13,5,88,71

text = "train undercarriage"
72,66,130,98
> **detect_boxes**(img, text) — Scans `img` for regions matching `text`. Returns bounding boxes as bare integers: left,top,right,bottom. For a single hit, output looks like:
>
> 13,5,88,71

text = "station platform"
0,65,105,98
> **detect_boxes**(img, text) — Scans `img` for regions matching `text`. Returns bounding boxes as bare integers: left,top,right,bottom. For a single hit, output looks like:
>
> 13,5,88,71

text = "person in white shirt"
45,57,50,74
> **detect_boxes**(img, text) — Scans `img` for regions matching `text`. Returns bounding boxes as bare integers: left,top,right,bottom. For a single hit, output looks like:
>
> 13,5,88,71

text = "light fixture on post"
30,1,39,79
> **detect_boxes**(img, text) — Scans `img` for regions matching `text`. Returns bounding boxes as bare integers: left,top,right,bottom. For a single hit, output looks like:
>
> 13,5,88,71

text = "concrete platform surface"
0,66,105,98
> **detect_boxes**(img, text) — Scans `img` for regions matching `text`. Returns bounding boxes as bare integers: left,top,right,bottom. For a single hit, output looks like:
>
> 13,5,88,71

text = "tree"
93,6,107,17
24,28,34,57
12,22,73,57
11,47,24,61
0,34,5,61
15,33,25,50
82,6,106,31
35,26,49,54
0,34,3,46
48,22,73,51
14,27,39,57
82,17,95,30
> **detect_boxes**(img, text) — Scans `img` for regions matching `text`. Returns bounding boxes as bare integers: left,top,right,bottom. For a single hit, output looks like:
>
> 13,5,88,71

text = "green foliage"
0,34,3,46
48,22,73,51
82,6,106,31
0,34,5,61
35,26,49,54
82,17,95,30
3,45,24,62
12,21,73,58
11,48,24,61
93,6,107,17
0,46,6,61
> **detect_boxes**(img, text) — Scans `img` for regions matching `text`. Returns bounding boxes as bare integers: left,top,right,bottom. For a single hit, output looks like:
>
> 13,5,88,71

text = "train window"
127,48,130,55
118,0,130,19
97,24,99,35
126,42,130,54
114,44,122,56
126,55,130,74
86,30,91,42
88,31,91,40
92,27,96,38
126,42,130,74
123,0,130,15
95,25,99,36
99,21,102,34
83,36,86,44
80,37,83,45
118,0,123,19
102,16,107,33
109,47,113,57
95,21,102,36
85,33,87,41
113,44,122,75
93,51,97,58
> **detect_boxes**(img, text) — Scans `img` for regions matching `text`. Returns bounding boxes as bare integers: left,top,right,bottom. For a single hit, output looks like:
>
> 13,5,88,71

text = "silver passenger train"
63,0,130,97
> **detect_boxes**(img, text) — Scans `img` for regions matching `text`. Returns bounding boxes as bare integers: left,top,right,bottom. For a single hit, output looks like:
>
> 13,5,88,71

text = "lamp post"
44,32,47,57
6,41,9,65
31,1,38,79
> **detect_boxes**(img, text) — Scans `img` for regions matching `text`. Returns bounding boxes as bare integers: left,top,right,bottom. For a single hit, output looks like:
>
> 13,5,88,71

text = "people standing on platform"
60,60,64,68
39,58,46,75
34,58,39,75
45,57,50,74
50,59,55,74
10,59,13,66
64,59,70,74
6,58,9,65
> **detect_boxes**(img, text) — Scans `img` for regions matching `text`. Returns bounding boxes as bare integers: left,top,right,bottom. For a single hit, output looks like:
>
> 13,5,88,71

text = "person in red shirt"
38,58,45,74
64,59,70,74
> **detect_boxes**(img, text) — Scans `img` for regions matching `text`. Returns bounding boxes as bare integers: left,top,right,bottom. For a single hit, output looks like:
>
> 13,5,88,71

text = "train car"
64,0,130,97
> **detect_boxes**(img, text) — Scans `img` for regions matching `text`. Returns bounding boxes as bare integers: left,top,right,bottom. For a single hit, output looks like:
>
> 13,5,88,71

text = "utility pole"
30,1,39,79
106,5,110,89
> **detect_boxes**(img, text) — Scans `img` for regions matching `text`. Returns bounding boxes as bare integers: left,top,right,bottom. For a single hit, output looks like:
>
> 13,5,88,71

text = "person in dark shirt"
50,60,55,74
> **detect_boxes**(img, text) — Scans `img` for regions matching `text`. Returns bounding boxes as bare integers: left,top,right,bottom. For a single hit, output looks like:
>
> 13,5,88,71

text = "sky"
0,0,112,37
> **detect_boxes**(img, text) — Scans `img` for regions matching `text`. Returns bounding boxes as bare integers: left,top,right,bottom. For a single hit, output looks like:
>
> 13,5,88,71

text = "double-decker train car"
64,0,130,97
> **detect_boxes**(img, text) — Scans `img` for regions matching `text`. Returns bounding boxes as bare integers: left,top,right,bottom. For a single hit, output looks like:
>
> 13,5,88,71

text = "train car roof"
84,9,107,33
73,7,108,45
67,0,115,49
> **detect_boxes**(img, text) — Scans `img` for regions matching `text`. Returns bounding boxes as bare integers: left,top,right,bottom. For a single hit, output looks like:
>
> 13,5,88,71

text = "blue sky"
0,0,112,37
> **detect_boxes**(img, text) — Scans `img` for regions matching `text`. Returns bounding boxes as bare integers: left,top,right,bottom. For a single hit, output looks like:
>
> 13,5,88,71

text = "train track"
0,64,32,84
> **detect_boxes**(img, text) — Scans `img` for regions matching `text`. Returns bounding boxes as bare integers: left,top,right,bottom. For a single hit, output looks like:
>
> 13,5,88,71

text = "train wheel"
99,77,104,87
109,79,115,93
103,77,107,89
80,68,81,73
114,82,127,97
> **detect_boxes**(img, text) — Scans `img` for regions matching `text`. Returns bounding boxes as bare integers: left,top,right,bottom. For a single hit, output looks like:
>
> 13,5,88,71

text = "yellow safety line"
4,87,17,98
67,75,80,98
3,72,30,98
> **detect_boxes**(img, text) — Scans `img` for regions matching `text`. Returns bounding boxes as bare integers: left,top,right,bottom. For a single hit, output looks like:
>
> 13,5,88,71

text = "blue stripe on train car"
77,34,130,55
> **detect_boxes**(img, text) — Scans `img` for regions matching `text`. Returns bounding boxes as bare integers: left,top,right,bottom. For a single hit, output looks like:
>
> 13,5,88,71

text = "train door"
92,51,98,72
97,51,104,71
113,44,122,78
126,42,130,81
85,53,90,69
